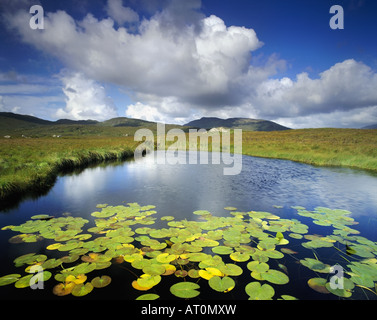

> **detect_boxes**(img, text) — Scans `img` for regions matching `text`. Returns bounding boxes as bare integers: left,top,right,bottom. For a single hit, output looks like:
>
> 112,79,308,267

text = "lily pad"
245,282,275,300
143,264,166,276
161,216,175,221
247,261,269,273
156,253,177,264
261,269,289,285
71,282,94,297
13,253,47,267
186,252,210,262
325,278,355,298
281,248,298,254
66,274,87,284
208,276,235,293
30,214,53,220
230,252,250,262
308,278,330,294
218,263,243,276
300,258,331,273
188,269,200,279
42,258,62,269
0,274,21,286
136,293,160,300
91,275,112,288
193,210,211,216
73,262,97,274
212,246,234,255
170,282,200,299
14,271,51,288
198,267,224,280
53,282,76,296
137,274,161,288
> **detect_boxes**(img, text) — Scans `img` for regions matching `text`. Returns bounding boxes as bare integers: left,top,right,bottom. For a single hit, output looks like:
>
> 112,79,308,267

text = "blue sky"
0,0,376,128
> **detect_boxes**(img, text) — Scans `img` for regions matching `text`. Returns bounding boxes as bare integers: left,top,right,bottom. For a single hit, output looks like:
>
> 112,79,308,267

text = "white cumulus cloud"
106,0,139,25
56,72,118,121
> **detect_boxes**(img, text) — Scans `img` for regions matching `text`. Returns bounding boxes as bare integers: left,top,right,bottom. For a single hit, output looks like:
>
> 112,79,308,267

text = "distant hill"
55,119,99,125
362,123,377,129
0,112,184,137
0,112,291,138
185,117,290,131
100,117,155,127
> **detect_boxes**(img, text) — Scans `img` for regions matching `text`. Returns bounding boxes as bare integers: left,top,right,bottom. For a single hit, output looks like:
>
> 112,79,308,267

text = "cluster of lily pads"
0,202,377,300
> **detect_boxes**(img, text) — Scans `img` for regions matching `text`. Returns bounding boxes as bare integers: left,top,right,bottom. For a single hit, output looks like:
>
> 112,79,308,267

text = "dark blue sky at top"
201,0,377,78
2,0,376,78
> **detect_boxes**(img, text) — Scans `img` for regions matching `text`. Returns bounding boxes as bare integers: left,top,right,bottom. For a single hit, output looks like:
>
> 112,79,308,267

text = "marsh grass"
0,137,138,202
1,128,376,204
241,129,377,171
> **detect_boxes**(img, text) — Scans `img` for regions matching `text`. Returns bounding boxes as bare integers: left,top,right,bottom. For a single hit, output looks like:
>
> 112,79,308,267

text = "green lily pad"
261,269,289,285
13,253,47,267
188,269,200,279
170,282,200,299
156,253,177,264
60,254,80,264
0,274,21,286
224,207,237,211
136,293,160,300
280,248,298,254
218,263,243,276
73,262,97,274
245,282,275,300
264,249,284,259
300,258,331,273
42,258,62,269
186,252,210,262
137,274,161,288
30,214,53,220
91,209,116,218
91,276,112,288
14,271,51,288
247,261,269,273
348,261,377,287
58,241,82,252
308,278,330,294
143,264,166,276
230,252,250,262
208,276,235,293
161,216,175,221
302,239,334,249
193,210,211,216
325,278,355,298
212,246,234,255
71,282,94,297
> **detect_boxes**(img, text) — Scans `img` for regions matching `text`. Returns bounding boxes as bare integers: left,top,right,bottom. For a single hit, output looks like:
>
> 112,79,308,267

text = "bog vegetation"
1,128,377,203
1,202,377,299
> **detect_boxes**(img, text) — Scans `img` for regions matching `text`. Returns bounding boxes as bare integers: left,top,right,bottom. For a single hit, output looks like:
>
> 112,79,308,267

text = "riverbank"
0,137,138,206
1,128,376,206
242,129,377,171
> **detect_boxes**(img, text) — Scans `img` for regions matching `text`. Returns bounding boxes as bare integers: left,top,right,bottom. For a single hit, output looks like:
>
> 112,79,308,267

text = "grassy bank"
0,137,138,202
241,129,377,171
1,128,376,205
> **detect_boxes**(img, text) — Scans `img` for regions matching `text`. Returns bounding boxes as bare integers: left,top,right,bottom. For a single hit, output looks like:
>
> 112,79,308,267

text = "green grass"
0,137,138,201
241,129,377,171
1,128,377,203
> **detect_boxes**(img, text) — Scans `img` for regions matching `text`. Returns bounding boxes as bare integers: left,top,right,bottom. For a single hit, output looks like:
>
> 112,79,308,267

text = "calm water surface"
1,151,377,299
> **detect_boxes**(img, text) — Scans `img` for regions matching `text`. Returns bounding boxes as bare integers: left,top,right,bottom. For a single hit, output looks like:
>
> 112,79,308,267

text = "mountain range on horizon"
184,117,290,131
0,111,291,136
0,112,376,138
